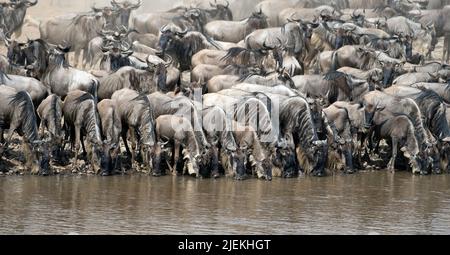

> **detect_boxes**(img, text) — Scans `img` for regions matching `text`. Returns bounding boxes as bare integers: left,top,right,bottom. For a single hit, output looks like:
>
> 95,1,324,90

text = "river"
1,171,450,235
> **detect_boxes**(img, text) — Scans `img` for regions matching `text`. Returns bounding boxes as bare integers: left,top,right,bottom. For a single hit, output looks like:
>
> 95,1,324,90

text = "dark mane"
280,97,318,147
75,92,95,104
324,71,353,103
132,93,155,145
8,91,38,142
415,88,450,140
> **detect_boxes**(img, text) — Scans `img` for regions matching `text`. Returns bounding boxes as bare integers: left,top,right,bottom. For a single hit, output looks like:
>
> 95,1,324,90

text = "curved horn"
25,0,38,7
225,0,229,8
352,9,357,17
163,55,173,67
131,0,141,9
111,0,119,7
176,28,188,37
160,24,169,33
209,1,216,7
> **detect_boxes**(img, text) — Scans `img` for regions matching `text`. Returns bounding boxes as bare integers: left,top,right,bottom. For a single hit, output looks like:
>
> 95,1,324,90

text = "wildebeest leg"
444,34,449,64
153,144,162,177
388,137,398,172
72,124,82,172
173,141,180,176
74,49,81,68
0,128,4,144
129,130,139,171
14,27,23,39
39,121,46,139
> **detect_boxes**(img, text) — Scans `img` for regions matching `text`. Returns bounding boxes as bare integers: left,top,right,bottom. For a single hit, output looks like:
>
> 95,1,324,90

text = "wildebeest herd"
1,0,450,180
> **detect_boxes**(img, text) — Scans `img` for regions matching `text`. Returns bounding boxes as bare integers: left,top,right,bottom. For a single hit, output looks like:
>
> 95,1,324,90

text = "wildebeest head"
158,25,187,55
5,37,27,66
91,5,119,30
27,140,51,176
146,54,172,92
350,9,365,27
248,9,268,30
362,101,385,129
110,0,141,28
208,0,232,21
380,61,403,87
101,42,133,72
231,147,247,180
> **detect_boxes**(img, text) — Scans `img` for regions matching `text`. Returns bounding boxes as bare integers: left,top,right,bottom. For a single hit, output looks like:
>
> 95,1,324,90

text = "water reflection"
0,172,449,234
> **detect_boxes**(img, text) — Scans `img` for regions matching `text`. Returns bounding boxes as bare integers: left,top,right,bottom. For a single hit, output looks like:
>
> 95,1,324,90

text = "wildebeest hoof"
235,175,245,181
212,171,220,179
344,168,354,174
101,171,112,176
420,170,429,175
432,168,442,175
152,172,162,177
312,170,325,177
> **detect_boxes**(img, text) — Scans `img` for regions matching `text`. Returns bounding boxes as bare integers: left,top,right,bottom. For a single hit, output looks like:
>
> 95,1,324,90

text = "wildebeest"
393,72,441,85
111,88,156,173
97,56,172,100
159,28,222,71
0,85,49,175
292,71,370,105
230,120,272,180
62,90,109,175
39,10,108,67
279,96,328,176
155,115,201,177
374,113,423,173
36,94,63,161
130,6,187,35
0,70,49,109
147,92,210,156
97,99,122,176
0,0,38,37
362,90,436,174
41,45,99,100
319,45,402,87
202,105,243,178
110,0,142,28
204,10,268,43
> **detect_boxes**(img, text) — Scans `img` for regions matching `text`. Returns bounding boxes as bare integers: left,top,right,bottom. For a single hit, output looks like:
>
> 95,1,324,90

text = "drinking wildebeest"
0,85,49,175
62,90,110,175
202,105,244,179
279,96,328,177
36,94,63,162
111,88,156,174
154,115,201,177
97,99,122,176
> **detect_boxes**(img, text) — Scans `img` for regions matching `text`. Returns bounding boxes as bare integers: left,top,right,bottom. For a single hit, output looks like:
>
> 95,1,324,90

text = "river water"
1,171,450,235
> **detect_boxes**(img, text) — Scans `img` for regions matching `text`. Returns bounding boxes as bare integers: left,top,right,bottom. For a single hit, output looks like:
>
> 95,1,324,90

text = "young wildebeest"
62,90,110,175
97,99,122,176
372,113,423,174
37,94,63,162
154,115,201,177
111,88,156,174
0,86,50,175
